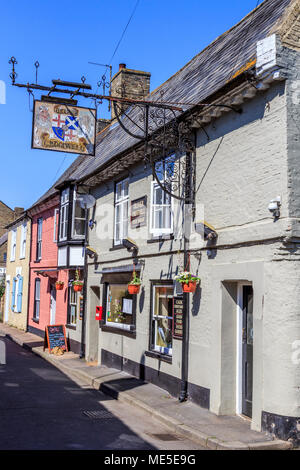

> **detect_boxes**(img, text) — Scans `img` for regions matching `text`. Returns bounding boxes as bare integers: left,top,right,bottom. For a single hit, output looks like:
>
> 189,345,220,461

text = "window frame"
103,281,136,332
68,286,78,326
53,208,59,243
36,218,43,260
33,278,41,321
59,188,70,242
114,178,129,246
10,229,17,261
150,180,173,236
19,222,27,259
71,191,86,240
150,281,174,357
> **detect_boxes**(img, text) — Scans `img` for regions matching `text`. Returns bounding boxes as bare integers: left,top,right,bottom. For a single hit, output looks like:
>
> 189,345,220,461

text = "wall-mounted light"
268,196,281,219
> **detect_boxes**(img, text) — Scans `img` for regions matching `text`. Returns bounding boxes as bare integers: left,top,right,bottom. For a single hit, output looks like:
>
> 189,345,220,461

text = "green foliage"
128,271,141,286
0,280,5,298
174,271,201,284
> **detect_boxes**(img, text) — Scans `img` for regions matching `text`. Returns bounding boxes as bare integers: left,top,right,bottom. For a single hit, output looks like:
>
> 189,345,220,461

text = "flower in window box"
174,271,201,293
128,272,141,295
55,281,64,291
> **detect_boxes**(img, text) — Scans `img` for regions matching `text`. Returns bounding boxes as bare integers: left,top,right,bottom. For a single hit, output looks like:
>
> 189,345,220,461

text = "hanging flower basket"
182,281,197,293
55,281,64,291
128,271,141,295
128,284,140,295
72,268,83,292
73,282,83,292
175,271,201,294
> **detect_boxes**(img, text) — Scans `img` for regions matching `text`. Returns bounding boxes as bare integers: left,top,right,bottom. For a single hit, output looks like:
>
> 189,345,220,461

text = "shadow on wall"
191,285,202,317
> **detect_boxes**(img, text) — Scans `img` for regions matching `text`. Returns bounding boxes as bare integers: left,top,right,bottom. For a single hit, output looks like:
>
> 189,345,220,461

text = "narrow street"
0,337,204,450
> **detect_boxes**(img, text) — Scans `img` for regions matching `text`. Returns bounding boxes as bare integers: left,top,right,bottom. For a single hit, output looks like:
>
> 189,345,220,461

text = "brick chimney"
110,64,151,120
14,207,24,219
96,118,111,134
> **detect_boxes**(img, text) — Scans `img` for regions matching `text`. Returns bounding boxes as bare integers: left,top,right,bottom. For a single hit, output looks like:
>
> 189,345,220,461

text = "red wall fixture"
95,306,103,321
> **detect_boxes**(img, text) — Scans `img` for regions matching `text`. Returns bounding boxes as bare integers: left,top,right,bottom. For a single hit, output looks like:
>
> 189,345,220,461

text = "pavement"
0,323,293,450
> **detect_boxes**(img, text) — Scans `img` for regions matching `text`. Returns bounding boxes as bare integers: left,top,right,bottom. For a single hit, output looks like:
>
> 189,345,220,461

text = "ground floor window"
106,284,135,330
33,278,40,320
151,283,173,356
68,287,78,326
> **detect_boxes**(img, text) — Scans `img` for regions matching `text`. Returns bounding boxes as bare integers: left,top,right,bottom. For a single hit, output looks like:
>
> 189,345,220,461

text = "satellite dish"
78,194,96,209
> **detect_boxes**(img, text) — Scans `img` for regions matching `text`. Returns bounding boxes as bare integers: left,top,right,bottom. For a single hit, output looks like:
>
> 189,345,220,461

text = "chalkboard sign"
44,324,68,353
172,297,184,340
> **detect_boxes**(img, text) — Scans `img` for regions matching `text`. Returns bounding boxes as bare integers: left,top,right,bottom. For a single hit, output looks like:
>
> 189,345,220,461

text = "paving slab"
0,323,293,450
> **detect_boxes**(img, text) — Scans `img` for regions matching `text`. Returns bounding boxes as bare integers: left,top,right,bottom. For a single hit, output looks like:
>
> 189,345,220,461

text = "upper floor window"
20,222,27,259
72,192,85,239
10,229,17,261
59,188,69,241
36,218,43,260
150,158,174,237
53,208,59,243
114,178,129,245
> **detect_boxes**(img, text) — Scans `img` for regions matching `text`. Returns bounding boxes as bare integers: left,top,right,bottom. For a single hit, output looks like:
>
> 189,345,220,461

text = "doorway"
50,284,56,325
237,283,253,418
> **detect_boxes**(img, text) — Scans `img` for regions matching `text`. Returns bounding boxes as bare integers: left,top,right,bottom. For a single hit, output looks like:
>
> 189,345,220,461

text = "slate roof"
0,232,8,247
29,0,293,206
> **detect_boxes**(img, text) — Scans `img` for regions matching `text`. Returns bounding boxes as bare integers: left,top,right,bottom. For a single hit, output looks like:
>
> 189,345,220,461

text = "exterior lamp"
268,196,281,219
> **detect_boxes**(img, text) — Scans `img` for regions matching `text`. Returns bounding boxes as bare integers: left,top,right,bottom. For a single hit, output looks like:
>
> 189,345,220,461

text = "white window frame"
59,188,69,241
114,178,129,246
19,222,27,259
36,218,43,260
71,191,85,240
151,284,173,356
34,278,41,320
53,208,59,243
10,229,17,261
150,180,173,236
68,287,78,326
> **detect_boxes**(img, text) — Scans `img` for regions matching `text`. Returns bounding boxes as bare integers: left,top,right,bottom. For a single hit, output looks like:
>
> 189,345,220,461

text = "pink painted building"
27,194,69,335
27,157,86,353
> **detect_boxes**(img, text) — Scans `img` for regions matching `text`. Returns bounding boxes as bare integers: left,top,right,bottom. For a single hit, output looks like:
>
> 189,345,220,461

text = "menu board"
44,325,68,353
172,297,184,339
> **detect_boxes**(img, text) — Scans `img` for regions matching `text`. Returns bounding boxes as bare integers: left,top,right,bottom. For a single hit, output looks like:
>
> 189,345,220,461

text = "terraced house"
4,212,30,330
15,0,300,444
68,0,300,442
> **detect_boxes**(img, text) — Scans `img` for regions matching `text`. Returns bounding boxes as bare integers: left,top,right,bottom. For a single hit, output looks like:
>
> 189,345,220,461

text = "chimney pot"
119,63,126,71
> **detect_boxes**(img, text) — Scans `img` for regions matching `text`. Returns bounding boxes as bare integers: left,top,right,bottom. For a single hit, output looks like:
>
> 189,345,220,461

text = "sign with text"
44,324,68,353
32,100,96,156
172,297,184,339
130,196,147,229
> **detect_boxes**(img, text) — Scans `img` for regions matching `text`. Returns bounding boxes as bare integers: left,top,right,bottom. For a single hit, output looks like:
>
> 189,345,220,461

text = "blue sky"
1,0,262,210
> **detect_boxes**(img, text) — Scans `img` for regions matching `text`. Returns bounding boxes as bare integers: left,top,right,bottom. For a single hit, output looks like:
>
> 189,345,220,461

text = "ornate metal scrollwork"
112,99,196,202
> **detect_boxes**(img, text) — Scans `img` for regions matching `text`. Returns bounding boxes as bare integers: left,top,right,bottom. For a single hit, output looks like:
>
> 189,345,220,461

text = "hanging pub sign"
130,196,147,229
32,100,96,156
172,297,184,340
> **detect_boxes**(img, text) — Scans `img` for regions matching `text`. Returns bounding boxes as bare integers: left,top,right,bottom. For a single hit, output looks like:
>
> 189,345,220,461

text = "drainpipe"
179,145,195,403
79,207,89,359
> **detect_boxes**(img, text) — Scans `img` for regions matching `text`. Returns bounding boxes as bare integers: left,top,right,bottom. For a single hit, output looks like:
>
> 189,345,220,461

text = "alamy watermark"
0,80,6,104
